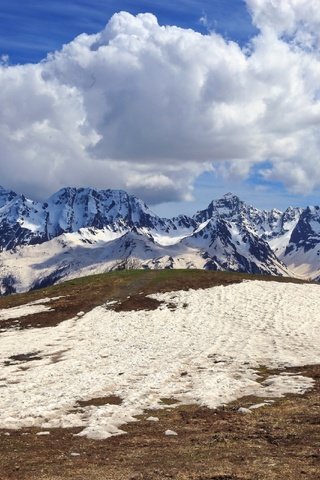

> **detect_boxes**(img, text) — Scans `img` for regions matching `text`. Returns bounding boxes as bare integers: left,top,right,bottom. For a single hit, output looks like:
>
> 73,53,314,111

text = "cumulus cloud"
1,4,320,203
247,0,320,45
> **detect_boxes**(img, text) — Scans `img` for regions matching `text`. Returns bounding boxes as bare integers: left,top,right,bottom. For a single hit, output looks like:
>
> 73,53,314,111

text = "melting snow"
0,281,319,439
238,407,252,414
146,416,159,422
249,403,269,410
165,430,178,436
0,297,63,321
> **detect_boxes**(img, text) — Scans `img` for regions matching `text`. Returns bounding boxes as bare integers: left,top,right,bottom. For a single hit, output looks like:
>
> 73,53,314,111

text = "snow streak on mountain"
0,186,318,294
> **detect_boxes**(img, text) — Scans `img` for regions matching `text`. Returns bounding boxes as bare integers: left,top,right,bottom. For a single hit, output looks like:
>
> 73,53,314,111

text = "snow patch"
0,298,61,321
0,281,319,439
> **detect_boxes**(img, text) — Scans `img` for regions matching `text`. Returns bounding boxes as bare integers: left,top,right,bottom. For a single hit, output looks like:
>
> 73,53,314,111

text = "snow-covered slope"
0,186,318,293
182,216,288,276
0,228,207,294
0,281,319,438
280,206,320,279
0,227,288,295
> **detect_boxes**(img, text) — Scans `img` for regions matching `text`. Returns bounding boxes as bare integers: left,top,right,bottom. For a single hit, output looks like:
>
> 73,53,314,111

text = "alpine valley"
0,185,319,295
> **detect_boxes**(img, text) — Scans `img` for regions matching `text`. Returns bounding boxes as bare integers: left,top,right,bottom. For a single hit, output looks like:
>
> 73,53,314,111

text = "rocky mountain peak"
194,194,247,224
0,186,18,209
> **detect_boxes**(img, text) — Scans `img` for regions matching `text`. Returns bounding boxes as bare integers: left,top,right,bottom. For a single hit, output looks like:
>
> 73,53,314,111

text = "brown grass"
77,396,123,407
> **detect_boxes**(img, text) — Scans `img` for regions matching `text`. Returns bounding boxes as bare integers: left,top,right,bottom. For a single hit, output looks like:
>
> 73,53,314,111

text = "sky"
1,0,320,215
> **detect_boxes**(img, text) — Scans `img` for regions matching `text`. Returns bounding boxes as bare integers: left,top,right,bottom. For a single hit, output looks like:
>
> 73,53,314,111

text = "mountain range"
0,185,319,294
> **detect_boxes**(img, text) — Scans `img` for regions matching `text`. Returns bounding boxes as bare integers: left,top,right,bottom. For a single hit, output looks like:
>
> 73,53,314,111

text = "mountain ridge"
0,185,319,294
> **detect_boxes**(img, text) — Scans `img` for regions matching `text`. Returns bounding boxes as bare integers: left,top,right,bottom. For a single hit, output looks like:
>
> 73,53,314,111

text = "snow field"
0,297,63,321
0,281,319,440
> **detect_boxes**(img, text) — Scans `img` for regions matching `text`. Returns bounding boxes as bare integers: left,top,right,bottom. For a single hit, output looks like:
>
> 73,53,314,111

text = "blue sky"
1,0,257,64
0,0,319,214
154,171,320,217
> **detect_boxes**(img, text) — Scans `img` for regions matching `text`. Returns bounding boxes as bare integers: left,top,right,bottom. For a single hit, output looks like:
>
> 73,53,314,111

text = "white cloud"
1,6,320,202
246,0,320,40
0,54,9,65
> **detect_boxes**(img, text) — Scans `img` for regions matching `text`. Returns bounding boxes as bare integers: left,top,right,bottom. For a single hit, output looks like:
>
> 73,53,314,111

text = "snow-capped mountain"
0,187,172,251
193,193,302,245
0,187,45,251
0,186,318,294
280,206,320,280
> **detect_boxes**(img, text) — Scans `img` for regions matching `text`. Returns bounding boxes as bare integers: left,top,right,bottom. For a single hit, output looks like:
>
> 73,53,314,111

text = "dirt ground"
0,364,319,480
